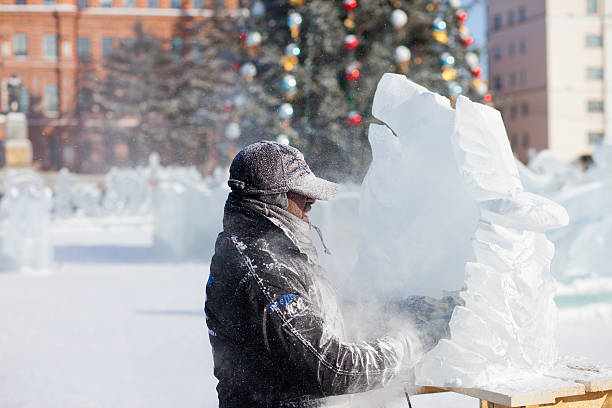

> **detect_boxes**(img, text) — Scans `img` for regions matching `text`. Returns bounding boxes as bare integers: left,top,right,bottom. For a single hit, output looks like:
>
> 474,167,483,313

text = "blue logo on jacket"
270,294,298,312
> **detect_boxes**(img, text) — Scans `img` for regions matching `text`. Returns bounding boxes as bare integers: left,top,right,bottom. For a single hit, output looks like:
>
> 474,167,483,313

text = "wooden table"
407,362,612,408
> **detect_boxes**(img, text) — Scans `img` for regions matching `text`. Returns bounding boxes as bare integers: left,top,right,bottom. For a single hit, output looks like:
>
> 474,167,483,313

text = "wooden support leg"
480,391,612,408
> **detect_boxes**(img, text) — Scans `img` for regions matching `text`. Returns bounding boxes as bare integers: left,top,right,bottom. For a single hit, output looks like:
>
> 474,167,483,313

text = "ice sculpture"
0,170,54,271
102,168,151,216
53,168,75,218
357,74,569,387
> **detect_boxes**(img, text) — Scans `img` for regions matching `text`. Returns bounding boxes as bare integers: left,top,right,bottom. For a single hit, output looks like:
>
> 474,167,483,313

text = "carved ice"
357,74,569,387
0,170,54,271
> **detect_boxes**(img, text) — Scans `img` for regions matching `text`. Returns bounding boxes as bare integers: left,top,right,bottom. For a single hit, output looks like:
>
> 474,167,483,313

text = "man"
205,141,455,407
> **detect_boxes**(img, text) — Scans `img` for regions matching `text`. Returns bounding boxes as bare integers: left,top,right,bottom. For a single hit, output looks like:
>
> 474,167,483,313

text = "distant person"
205,141,458,407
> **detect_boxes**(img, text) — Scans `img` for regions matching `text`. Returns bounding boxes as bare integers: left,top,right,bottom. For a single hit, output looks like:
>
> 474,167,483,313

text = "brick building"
0,0,236,172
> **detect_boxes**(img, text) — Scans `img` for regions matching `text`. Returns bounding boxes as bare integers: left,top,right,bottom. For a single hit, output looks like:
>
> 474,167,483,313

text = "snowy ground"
1,219,611,408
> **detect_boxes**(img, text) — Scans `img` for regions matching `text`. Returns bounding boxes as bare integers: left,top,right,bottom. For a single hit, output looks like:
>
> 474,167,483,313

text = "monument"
4,101,32,168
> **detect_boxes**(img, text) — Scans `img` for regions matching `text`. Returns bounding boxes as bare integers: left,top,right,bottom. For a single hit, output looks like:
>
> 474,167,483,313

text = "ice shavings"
360,74,569,388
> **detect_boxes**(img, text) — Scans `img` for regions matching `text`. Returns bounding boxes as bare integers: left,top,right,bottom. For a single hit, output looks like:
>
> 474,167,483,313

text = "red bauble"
456,10,468,23
239,32,247,42
471,67,482,77
347,111,362,126
222,101,234,112
343,0,357,11
233,62,241,71
483,93,493,103
462,36,474,46
345,68,360,82
344,35,359,51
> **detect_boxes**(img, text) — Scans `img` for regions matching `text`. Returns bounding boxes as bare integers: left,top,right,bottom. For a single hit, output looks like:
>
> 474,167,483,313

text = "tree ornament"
465,51,479,68
239,62,257,81
343,0,357,11
459,25,470,35
287,12,303,38
285,43,301,57
282,74,297,91
448,0,461,8
471,67,482,77
440,52,455,66
239,31,247,43
344,35,359,51
225,122,241,140
433,30,449,44
233,94,247,108
394,45,411,73
390,9,408,29
280,54,299,71
433,18,447,31
276,134,290,145
447,81,463,96
461,35,474,46
251,1,265,18
289,0,304,6
245,32,262,51
222,100,234,113
344,18,356,29
473,79,489,96
279,103,294,120
456,9,468,23
483,93,493,103
345,63,360,82
347,110,362,126
441,68,457,81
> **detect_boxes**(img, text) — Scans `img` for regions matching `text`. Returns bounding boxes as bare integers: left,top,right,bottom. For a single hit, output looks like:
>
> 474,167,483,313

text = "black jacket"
205,194,413,407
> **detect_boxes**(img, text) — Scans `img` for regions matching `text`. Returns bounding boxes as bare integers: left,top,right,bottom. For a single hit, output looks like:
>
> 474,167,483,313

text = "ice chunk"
358,74,568,388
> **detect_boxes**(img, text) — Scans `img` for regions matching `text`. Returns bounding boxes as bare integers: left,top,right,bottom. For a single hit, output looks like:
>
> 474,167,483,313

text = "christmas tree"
229,0,487,181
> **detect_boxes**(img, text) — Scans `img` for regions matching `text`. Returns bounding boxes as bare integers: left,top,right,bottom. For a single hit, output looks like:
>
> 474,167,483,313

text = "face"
286,192,316,223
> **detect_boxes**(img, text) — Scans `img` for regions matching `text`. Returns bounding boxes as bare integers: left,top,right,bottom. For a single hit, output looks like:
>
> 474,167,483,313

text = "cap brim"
291,174,340,201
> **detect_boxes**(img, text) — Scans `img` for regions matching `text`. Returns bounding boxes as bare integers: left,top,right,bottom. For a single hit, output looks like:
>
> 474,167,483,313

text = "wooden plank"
444,377,586,407
546,364,612,393
404,385,447,395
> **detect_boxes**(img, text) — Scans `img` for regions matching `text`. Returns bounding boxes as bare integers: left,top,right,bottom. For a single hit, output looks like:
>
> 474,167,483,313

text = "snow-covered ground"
0,219,611,407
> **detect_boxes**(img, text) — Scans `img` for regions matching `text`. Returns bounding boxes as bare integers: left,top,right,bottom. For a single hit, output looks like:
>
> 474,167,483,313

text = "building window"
192,0,202,8
509,43,516,56
14,0,27,4
519,7,527,22
520,71,527,85
510,134,518,147
493,14,502,30
494,46,502,60
587,0,598,13
123,0,135,7
586,35,603,47
522,133,529,148
587,67,604,80
148,0,158,7
588,132,604,144
171,0,181,8
510,105,518,119
494,75,503,90
100,0,112,7
77,37,90,60
507,10,516,25
521,103,529,116
44,84,59,114
13,34,28,57
519,40,527,54
588,100,604,112
102,37,113,58
77,0,88,7
509,73,517,87
43,34,58,59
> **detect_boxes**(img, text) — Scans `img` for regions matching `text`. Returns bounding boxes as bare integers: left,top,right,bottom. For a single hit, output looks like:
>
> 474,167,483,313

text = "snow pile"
0,169,54,271
358,74,568,388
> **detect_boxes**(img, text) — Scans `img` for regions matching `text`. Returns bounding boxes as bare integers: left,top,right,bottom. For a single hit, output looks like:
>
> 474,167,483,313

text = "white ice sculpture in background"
53,168,75,218
0,170,54,271
71,182,102,217
102,168,151,216
358,74,569,388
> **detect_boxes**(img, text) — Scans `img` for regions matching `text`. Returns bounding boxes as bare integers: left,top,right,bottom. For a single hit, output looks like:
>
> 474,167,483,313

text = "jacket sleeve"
235,240,424,397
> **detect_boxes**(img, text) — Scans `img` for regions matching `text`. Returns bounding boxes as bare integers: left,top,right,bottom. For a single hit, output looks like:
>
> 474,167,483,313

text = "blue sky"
466,0,488,76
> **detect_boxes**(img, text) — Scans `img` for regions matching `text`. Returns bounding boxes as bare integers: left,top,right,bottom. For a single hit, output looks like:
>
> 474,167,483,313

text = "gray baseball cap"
228,141,339,200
